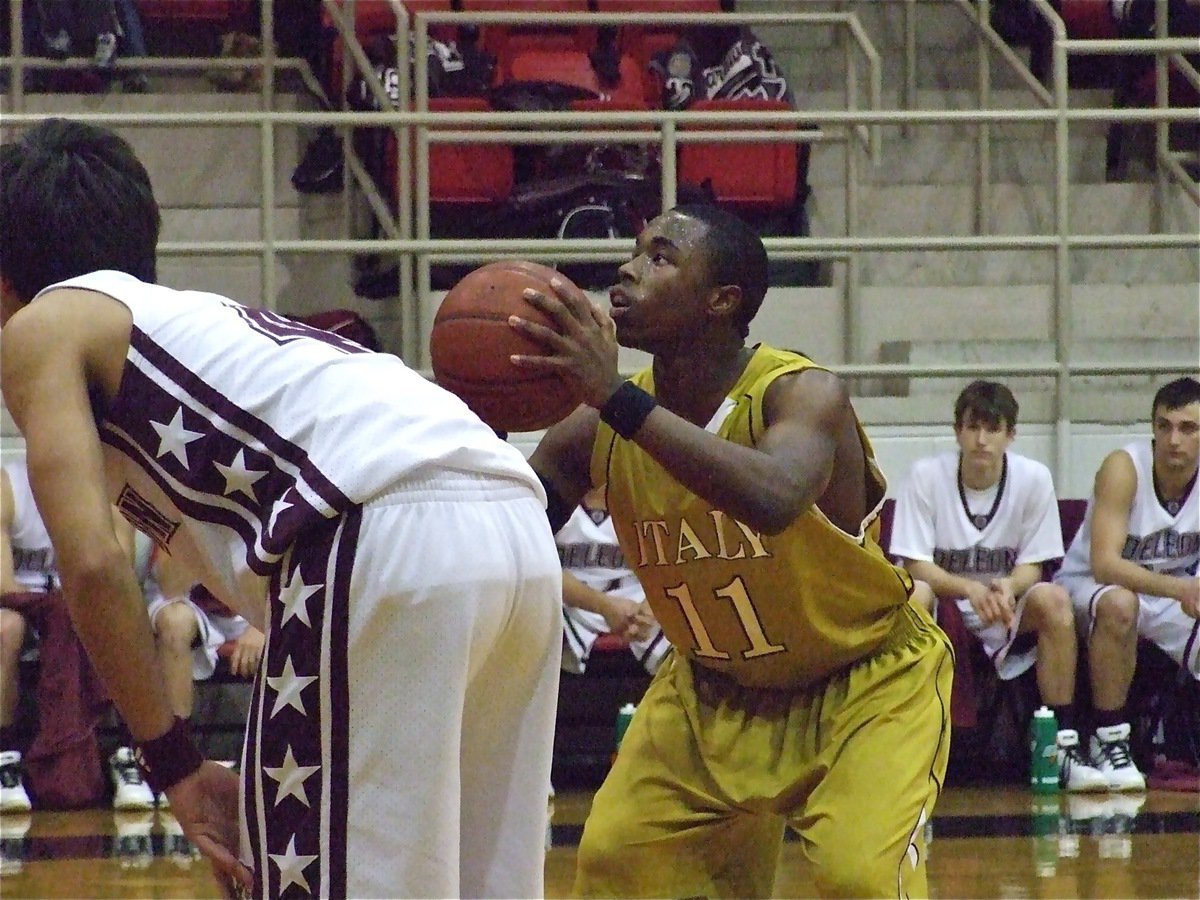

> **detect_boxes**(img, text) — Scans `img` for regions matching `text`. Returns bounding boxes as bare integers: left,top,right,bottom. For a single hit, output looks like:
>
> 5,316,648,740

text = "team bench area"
14,500,1189,794
551,498,1199,789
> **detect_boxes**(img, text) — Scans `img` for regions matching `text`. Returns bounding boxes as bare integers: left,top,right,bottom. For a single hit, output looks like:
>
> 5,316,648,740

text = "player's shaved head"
672,204,768,338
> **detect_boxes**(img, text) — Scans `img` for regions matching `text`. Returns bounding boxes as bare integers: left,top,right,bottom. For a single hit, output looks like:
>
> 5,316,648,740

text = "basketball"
430,260,584,433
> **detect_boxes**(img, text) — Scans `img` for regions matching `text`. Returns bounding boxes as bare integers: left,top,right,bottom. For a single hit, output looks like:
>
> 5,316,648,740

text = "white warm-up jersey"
35,271,544,626
890,451,1064,581
2,461,59,592
558,501,671,675
557,504,643,602
1058,440,1200,581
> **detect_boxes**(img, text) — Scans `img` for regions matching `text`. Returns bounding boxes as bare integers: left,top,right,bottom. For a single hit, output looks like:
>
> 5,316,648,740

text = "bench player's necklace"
958,453,1008,531
1155,467,1197,518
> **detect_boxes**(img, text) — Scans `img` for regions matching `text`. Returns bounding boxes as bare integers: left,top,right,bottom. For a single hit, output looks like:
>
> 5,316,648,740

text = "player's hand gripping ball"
430,260,584,432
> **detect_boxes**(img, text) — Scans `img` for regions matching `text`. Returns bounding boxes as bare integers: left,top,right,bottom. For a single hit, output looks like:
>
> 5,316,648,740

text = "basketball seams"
430,259,583,432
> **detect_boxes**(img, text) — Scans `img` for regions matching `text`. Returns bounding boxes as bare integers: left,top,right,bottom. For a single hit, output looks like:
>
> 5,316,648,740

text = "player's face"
954,413,1014,471
609,212,716,353
1152,401,1200,477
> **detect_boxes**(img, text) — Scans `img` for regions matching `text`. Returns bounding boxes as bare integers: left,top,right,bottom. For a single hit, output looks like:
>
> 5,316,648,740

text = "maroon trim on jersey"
1183,620,1199,676
101,328,357,574
229,301,370,357
326,509,357,896
244,508,358,898
104,420,276,573
243,611,266,891
126,326,351,512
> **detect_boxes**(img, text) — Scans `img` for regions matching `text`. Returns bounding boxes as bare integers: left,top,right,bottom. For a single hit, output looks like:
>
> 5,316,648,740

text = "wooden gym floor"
0,785,1196,898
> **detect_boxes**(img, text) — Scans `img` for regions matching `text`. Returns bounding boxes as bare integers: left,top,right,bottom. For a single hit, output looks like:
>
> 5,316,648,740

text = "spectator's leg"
76,0,120,37
152,601,202,720
87,0,122,70
0,610,26,732
32,0,73,56
111,0,148,90
113,0,147,56
273,0,325,84
1106,54,1139,181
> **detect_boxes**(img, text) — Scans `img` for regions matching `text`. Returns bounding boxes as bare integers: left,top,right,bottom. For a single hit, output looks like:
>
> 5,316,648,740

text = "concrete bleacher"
1,1,1195,463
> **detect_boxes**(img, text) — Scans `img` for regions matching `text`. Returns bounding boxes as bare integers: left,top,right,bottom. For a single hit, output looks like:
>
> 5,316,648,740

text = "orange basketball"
430,260,584,433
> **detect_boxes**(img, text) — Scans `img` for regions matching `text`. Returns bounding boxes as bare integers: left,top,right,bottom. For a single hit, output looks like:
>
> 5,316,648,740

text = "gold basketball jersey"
591,346,914,689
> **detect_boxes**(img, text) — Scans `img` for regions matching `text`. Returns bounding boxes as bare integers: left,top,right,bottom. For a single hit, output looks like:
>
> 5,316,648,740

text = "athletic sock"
1050,703,1077,733
1093,706,1128,731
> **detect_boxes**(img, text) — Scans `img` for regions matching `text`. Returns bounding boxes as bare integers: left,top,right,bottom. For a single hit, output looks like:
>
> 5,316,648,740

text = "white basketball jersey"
2,461,59,591
1058,440,1200,580
36,271,544,620
557,503,643,601
890,451,1064,582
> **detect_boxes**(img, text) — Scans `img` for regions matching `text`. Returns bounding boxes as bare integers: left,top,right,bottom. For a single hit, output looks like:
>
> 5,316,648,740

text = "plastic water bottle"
1029,706,1059,794
614,702,637,760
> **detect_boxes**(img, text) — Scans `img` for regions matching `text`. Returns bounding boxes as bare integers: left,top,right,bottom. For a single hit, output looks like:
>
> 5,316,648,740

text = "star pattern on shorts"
264,745,321,808
267,656,318,718
151,407,204,469
279,568,321,629
214,448,268,501
269,834,318,894
267,496,294,536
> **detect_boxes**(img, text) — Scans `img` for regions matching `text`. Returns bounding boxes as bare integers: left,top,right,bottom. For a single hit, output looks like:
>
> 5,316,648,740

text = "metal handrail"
1,0,1195,482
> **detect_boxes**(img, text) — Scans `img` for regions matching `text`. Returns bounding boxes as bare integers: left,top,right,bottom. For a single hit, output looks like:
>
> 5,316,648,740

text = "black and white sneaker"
1057,729,1107,792
0,751,31,813
1090,724,1146,792
109,747,156,810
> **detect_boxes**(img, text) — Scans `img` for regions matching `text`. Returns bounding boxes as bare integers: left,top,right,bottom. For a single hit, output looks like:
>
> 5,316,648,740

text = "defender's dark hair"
672,203,768,339
954,380,1019,431
0,118,159,301
1152,376,1200,416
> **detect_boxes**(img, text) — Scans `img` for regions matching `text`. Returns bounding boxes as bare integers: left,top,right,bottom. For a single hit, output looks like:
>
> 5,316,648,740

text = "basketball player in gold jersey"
513,204,953,898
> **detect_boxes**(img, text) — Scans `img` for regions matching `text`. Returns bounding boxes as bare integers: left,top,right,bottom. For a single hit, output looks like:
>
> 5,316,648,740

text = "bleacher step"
1,92,306,209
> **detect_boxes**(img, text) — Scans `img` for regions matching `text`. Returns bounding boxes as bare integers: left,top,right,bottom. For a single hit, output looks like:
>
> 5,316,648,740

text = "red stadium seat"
385,96,515,205
323,1,459,97
427,96,515,203
1057,0,1119,39
321,0,457,34
464,0,596,82
677,98,799,209
508,49,644,106
593,1,723,102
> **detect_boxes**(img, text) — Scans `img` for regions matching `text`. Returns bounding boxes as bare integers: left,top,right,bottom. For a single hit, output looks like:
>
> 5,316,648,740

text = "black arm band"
133,717,204,795
599,381,657,440
537,470,574,535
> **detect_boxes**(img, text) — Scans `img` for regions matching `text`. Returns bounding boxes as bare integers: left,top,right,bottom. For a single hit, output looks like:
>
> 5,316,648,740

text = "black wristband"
599,381,657,439
133,717,204,795
536,470,573,535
